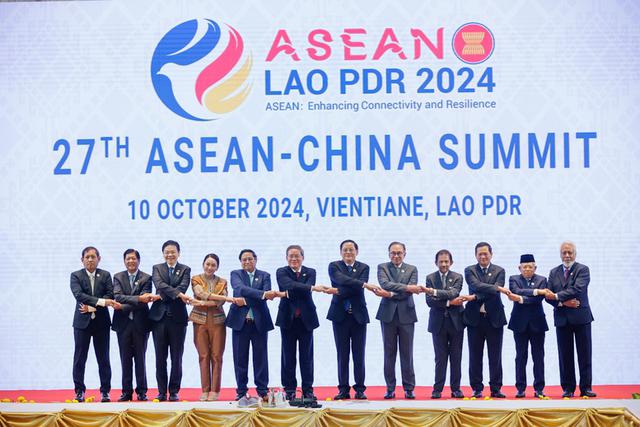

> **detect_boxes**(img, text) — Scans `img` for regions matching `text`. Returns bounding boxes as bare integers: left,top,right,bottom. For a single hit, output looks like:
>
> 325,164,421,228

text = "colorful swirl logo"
151,19,252,121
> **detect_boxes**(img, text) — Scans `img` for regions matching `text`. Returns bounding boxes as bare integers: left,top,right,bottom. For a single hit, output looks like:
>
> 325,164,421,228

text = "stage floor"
1,385,639,417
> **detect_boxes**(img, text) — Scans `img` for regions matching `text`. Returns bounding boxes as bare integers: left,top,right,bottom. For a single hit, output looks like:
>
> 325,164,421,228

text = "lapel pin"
488,273,492,277
401,270,405,274
353,268,356,273
134,281,139,286
96,273,100,278
303,273,306,277
448,278,452,282
175,270,180,275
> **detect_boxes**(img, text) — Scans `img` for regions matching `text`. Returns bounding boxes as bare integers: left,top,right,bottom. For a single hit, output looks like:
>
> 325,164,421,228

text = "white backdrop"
0,0,639,390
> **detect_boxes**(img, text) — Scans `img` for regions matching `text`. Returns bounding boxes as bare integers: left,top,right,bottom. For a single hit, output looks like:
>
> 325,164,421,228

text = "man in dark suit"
226,249,283,400
424,249,465,399
70,246,121,403
374,241,419,400
507,254,549,398
462,241,509,398
542,241,596,398
148,240,192,402
112,249,154,402
327,239,374,400
275,245,326,400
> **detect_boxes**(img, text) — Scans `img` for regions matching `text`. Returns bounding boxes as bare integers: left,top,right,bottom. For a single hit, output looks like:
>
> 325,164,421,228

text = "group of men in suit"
70,239,595,402
71,240,192,403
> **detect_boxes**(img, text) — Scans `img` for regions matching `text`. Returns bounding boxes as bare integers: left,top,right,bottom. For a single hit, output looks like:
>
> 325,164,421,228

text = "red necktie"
294,271,302,317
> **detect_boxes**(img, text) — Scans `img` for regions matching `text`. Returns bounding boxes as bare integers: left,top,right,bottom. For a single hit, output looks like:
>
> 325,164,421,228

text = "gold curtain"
1,407,639,427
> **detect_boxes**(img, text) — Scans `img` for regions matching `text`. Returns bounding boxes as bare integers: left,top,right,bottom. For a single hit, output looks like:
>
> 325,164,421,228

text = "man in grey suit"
374,242,420,399
423,249,465,399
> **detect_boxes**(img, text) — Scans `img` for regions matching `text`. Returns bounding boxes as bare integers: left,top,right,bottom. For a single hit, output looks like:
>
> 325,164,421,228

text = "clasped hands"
536,289,580,308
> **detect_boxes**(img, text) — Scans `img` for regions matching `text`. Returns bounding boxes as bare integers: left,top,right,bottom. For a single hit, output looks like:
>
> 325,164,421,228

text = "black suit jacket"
112,270,152,333
148,262,191,325
275,265,320,331
463,263,507,328
507,274,549,333
70,268,113,329
425,270,464,333
546,262,594,327
326,260,370,325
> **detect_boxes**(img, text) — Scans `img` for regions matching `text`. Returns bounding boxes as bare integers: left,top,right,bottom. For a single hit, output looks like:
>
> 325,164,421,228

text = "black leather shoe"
580,390,597,398
490,391,506,398
137,393,148,401
404,390,415,399
354,391,367,400
472,390,483,398
285,392,295,400
451,390,464,398
155,393,167,402
562,391,574,398
303,392,317,400
100,392,110,403
118,393,132,402
431,391,441,399
534,391,546,398
168,393,179,401
334,391,350,400
383,390,395,399
515,390,525,398
74,391,85,402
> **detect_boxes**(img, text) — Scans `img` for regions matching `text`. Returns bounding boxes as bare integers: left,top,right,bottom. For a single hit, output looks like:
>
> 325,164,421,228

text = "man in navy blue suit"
462,242,509,398
70,246,121,403
507,254,548,398
424,249,465,399
542,242,596,398
275,245,328,400
226,249,284,400
148,240,191,402
327,239,375,400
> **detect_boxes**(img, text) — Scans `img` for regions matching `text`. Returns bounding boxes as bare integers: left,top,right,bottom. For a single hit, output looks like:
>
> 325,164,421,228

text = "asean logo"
151,19,252,121
452,22,495,64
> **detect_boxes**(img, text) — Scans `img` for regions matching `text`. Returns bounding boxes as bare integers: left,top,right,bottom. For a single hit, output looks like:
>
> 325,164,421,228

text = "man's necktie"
169,267,174,277
441,274,447,287
482,268,488,275
129,274,135,320
294,271,302,317
247,272,255,320
89,274,96,319
564,267,569,281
